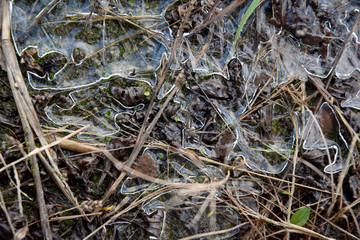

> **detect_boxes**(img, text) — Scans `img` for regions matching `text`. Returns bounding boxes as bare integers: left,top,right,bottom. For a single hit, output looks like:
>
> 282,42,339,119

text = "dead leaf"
14,225,28,240
21,48,43,73
132,153,159,177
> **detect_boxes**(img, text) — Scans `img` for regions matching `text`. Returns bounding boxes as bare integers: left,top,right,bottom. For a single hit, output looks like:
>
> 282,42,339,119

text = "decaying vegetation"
0,0,360,239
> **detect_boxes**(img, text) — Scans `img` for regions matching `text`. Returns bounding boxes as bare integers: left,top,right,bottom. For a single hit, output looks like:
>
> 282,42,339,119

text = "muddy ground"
1,0,360,239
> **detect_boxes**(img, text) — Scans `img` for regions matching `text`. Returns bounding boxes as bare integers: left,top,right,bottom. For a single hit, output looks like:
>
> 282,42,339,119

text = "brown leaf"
133,153,159,177
14,225,28,240
21,48,43,73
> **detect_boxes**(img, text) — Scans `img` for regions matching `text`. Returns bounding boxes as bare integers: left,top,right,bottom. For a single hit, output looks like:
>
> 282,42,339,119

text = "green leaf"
228,0,262,60
207,209,215,218
290,207,311,227
144,90,150,96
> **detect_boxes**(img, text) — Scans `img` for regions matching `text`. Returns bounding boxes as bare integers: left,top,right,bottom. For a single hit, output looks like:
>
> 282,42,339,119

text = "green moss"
59,219,76,237
105,19,125,39
50,22,76,36
271,120,285,135
23,201,36,222
104,109,113,120
75,24,102,45
104,136,112,142
128,48,135,55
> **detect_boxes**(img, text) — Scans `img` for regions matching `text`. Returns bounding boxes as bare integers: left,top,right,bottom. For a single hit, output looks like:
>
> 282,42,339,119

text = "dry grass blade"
2,0,88,226
328,136,358,218
3,0,360,238
0,189,16,236
1,0,52,237
48,136,339,197
49,212,102,222
325,11,360,88
0,125,89,172
315,11,360,111
179,222,248,240
94,16,188,211
286,107,301,225
243,207,336,240
24,0,60,33
1,6,100,233
14,225,28,240
192,0,246,33
83,170,230,239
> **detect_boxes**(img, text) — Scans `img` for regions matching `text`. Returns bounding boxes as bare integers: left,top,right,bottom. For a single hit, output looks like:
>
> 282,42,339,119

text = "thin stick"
0,125,89,172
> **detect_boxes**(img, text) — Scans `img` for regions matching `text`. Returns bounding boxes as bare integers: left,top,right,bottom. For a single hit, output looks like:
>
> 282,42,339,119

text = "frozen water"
12,0,170,90
303,103,352,173
341,91,360,110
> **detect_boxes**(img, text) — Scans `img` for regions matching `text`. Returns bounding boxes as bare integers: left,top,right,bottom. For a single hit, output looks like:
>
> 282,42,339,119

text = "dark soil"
2,0,360,239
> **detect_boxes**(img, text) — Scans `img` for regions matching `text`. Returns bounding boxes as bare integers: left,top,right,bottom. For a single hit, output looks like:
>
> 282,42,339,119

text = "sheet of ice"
341,91,360,110
11,0,170,90
303,103,352,173
45,81,147,140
